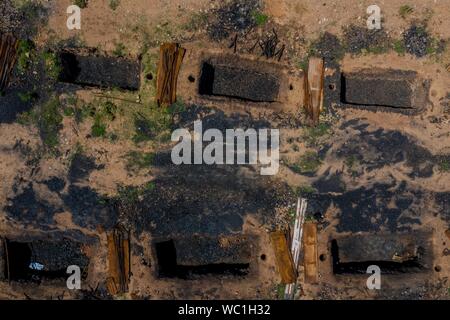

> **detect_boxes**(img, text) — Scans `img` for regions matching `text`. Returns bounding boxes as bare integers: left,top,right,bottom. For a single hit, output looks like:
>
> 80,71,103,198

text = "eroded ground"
0,0,449,300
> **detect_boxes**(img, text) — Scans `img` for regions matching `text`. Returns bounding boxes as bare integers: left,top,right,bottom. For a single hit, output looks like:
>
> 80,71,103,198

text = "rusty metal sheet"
303,222,318,283
304,57,324,126
0,34,19,92
156,43,186,107
270,231,296,284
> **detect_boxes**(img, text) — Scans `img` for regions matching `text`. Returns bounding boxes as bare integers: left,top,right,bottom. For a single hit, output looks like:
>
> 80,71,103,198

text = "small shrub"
109,0,120,10
399,5,414,19
73,0,88,8
252,10,269,26
291,151,322,174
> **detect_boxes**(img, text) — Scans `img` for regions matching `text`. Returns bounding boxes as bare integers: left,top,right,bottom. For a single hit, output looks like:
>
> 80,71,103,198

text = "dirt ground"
0,0,449,300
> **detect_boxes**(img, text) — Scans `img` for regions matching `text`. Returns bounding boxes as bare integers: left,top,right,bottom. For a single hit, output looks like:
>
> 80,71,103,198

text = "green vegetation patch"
439,159,450,172
291,151,322,175
109,0,120,11
18,96,63,150
182,12,209,32
73,0,88,8
399,5,414,19
125,151,155,173
303,123,331,146
252,10,269,26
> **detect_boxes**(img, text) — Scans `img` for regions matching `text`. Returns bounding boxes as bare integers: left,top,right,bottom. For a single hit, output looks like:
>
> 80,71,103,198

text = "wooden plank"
0,34,19,92
270,230,296,284
303,57,324,126
107,228,130,295
156,43,186,107
303,222,318,283
0,237,5,281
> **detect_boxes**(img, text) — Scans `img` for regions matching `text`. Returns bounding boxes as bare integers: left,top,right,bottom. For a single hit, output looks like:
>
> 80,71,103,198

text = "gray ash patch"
403,25,431,58
311,32,344,67
343,25,390,54
0,0,48,38
207,0,260,41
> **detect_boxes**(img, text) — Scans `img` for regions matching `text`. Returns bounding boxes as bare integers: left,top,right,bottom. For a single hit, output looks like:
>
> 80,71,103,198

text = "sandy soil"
0,0,449,300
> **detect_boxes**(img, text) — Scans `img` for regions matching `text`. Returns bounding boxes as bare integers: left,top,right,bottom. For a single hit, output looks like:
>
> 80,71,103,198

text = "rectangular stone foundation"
340,69,429,113
199,59,280,102
331,232,433,274
58,50,141,90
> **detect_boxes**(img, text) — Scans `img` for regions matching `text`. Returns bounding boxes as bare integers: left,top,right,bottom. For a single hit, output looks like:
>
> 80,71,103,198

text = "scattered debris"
156,43,186,107
207,0,259,41
403,25,431,58
343,24,390,54
251,29,285,61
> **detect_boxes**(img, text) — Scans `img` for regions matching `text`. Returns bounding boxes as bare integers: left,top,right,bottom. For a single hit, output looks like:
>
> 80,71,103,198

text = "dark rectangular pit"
199,61,280,102
58,50,141,90
340,69,429,113
1,238,89,281
154,236,253,279
331,232,432,274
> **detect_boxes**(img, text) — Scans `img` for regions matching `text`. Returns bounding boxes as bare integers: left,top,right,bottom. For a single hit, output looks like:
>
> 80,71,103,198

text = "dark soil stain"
343,25,390,55
308,181,425,233
5,183,61,228
62,185,117,230
41,177,66,193
335,122,436,178
5,181,116,231
69,153,104,183
117,105,293,237
207,0,260,41
403,24,431,58
313,170,346,193
436,192,450,224
174,105,272,131
311,32,344,67
122,164,291,238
